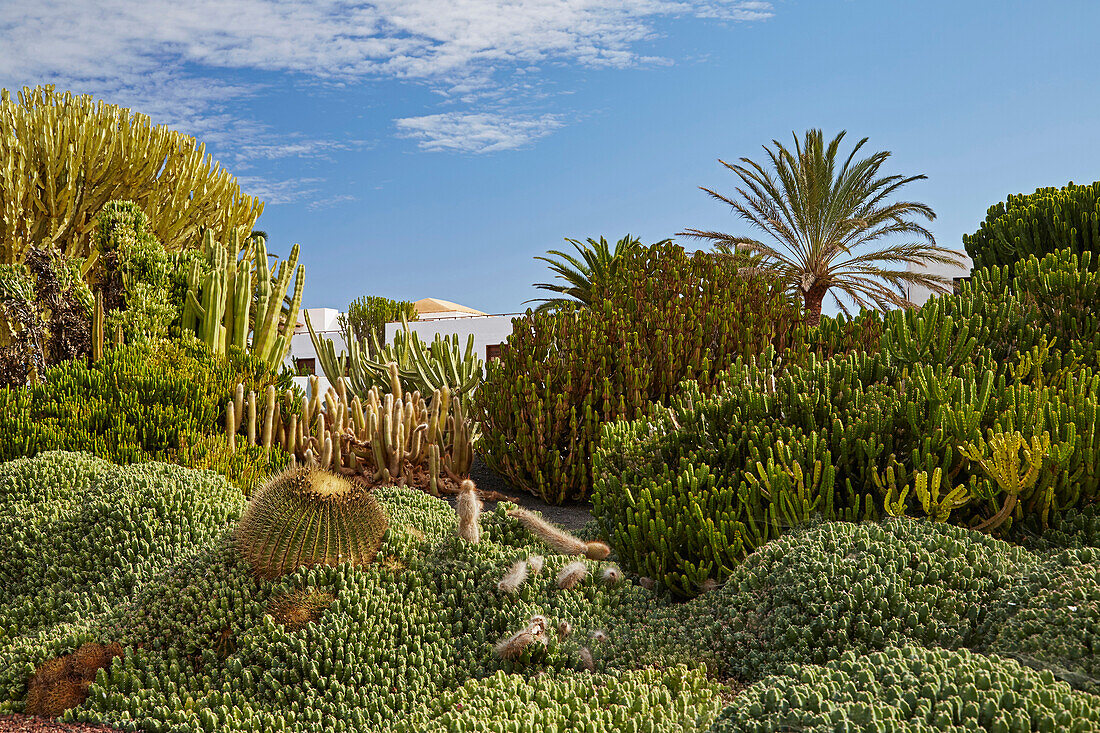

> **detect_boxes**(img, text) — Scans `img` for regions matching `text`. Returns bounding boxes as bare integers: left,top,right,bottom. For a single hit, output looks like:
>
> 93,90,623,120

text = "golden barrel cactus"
235,467,388,579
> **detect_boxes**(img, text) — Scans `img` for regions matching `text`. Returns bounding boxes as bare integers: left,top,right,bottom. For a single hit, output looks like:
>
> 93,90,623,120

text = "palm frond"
683,129,958,321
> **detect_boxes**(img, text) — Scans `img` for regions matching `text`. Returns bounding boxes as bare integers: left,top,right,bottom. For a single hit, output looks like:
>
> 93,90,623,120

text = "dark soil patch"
461,456,595,534
0,715,122,732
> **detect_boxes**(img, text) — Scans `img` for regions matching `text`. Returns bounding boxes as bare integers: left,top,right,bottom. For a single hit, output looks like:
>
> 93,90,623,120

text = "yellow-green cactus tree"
0,85,263,264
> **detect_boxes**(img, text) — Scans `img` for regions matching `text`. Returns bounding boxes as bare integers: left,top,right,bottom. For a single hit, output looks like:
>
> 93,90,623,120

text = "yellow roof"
414,297,485,316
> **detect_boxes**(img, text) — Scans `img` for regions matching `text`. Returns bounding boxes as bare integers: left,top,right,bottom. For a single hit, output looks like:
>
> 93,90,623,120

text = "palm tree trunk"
803,289,825,327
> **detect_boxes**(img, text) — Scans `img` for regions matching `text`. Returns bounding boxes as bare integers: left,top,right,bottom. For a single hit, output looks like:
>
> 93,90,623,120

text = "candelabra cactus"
306,311,483,408
0,84,262,265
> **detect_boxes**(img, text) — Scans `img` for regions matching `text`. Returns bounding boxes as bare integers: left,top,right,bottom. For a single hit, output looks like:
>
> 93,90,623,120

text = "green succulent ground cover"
0,337,290,492
0,452,1097,732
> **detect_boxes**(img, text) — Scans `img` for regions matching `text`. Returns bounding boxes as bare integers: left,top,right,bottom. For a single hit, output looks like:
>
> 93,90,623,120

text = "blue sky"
2,0,1099,313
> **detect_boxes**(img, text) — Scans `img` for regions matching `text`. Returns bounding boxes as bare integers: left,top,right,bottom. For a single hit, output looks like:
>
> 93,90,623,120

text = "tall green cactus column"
179,230,304,371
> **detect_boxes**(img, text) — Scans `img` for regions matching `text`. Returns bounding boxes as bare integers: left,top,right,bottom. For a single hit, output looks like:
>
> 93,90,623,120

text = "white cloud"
307,194,358,211
235,176,324,205
0,0,773,157
395,112,563,153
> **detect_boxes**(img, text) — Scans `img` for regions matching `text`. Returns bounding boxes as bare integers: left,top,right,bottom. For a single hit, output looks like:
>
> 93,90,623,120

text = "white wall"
384,314,520,364
905,252,973,307
285,307,343,397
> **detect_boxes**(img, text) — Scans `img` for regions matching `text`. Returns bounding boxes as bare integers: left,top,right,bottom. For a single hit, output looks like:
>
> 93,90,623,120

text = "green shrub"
708,646,1100,733
593,249,1100,597
339,295,418,345
478,241,803,504
0,247,92,386
0,337,290,491
964,180,1100,271
93,201,175,343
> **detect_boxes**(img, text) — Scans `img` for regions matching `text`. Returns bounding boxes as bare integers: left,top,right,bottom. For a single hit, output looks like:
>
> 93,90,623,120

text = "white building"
904,251,972,307
383,298,519,365
285,299,520,396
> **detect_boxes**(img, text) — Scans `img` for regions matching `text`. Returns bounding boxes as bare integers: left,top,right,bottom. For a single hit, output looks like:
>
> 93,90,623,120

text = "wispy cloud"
395,112,563,153
0,0,773,162
307,193,358,211
235,176,324,205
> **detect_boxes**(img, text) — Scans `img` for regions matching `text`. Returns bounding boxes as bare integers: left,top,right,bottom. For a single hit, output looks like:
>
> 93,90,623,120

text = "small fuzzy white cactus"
456,480,482,543
700,578,720,594
589,629,608,643
638,576,655,590
497,560,528,594
600,565,623,585
579,647,595,672
556,560,587,590
527,554,545,575
507,508,588,555
493,615,549,661
557,621,572,638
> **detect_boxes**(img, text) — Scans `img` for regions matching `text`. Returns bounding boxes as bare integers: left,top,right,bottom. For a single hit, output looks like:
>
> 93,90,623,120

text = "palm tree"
680,129,965,325
527,235,659,313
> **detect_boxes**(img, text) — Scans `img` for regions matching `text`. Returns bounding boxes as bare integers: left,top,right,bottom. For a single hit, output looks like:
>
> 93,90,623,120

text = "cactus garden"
1,83,1099,733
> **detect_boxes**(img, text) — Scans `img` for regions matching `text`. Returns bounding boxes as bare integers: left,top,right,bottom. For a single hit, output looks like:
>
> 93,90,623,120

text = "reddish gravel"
0,715,123,732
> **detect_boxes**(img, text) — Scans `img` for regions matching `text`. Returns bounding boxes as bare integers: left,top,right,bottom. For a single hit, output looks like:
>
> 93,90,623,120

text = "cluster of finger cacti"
225,364,473,495
963,179,1100,271
306,311,482,408
593,248,1100,598
178,229,304,372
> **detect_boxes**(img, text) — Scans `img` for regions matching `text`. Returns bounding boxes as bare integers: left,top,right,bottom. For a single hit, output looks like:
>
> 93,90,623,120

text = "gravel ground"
460,455,595,534
0,716,121,732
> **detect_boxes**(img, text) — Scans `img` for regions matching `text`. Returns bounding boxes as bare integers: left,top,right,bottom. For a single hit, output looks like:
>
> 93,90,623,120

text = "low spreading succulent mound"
390,666,721,733
15,490,649,731
0,451,243,710
991,547,1100,693
3,465,1097,731
629,518,1039,681
708,646,1100,733
234,466,389,579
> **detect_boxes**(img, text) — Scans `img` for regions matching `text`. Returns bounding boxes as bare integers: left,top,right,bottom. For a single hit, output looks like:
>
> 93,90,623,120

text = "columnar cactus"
178,229,304,371
225,366,477,495
306,311,483,409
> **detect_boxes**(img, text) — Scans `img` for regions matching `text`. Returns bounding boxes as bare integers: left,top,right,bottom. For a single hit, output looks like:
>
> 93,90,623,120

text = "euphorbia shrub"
477,242,803,504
